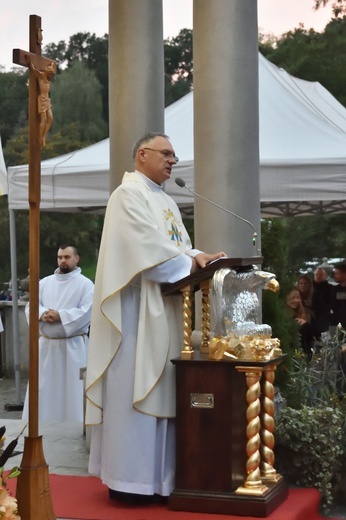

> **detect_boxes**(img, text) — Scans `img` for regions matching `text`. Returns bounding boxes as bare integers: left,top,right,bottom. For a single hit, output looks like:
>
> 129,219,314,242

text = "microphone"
175,177,258,248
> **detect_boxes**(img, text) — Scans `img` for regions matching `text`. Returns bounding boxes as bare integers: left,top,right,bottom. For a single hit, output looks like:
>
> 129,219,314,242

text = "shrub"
274,327,346,511
275,405,344,510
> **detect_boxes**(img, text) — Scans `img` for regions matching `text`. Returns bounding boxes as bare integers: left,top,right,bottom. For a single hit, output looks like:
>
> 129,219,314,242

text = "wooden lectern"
162,258,288,517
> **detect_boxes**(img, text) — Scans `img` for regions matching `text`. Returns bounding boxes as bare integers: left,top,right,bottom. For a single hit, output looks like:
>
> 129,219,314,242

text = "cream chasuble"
86,171,193,424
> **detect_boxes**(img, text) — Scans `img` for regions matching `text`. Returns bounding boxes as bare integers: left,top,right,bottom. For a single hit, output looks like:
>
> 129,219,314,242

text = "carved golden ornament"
266,278,280,293
208,336,240,360
208,334,282,361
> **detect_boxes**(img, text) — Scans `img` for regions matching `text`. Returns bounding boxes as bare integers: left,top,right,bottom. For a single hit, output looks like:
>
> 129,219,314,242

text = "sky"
0,0,335,71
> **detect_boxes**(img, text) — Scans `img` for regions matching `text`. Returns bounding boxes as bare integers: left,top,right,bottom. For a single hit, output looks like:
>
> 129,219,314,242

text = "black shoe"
108,488,163,505
153,494,169,504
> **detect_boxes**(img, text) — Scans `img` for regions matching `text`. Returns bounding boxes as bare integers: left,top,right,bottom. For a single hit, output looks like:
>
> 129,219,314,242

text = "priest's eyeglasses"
143,147,179,163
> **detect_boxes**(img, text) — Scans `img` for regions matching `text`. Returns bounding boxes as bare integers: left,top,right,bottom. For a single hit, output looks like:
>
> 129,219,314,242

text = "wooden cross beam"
13,48,54,72
12,14,56,520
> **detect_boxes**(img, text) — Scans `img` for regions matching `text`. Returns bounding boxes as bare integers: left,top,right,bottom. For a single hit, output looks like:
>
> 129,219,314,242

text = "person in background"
22,245,94,422
297,274,314,310
86,131,226,504
330,263,346,396
286,287,314,359
330,264,346,330
312,267,331,337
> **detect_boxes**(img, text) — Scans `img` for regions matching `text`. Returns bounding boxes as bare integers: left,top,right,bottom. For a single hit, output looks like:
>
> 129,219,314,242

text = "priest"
86,132,226,502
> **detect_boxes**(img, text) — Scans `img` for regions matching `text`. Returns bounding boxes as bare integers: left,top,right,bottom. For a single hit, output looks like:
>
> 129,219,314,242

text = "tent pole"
7,207,23,409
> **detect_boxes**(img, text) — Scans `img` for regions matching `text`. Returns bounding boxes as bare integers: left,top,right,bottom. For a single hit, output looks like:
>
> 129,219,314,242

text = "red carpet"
7,475,338,520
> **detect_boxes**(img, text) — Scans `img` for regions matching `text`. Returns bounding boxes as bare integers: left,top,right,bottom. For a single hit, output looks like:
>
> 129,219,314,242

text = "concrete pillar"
193,0,261,258
108,0,165,192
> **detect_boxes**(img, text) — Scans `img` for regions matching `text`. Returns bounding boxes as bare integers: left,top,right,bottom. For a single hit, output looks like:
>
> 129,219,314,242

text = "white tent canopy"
7,53,346,217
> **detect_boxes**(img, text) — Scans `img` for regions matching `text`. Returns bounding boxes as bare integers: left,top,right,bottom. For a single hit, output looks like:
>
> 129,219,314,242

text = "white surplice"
22,267,94,422
86,171,199,496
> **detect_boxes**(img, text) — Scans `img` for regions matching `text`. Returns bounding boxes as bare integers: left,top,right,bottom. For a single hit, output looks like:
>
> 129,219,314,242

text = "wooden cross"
12,15,56,520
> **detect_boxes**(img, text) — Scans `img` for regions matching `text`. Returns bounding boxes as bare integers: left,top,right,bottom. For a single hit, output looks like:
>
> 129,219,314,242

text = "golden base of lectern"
16,436,56,520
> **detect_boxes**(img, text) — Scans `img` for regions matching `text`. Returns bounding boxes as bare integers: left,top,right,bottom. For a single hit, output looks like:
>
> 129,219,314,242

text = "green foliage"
261,218,301,387
0,70,28,148
81,264,97,282
0,197,29,284
283,215,346,274
262,291,301,387
1,32,109,167
261,219,289,283
285,327,346,408
165,76,192,107
274,328,346,509
3,126,29,166
39,212,103,279
44,32,109,123
42,40,67,69
164,29,193,106
164,29,193,81
41,123,93,159
275,405,345,509
4,123,94,166
0,197,103,284
314,0,346,18
51,61,107,143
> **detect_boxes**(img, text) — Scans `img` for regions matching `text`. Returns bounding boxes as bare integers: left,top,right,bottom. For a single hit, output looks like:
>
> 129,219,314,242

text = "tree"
51,61,107,142
0,196,29,285
43,32,109,124
164,29,193,106
0,70,28,148
39,212,103,279
2,56,108,166
3,126,29,166
283,215,346,273
314,0,346,17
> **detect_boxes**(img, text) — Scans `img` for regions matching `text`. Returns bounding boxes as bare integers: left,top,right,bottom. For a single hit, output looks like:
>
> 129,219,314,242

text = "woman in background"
297,274,314,310
286,287,314,359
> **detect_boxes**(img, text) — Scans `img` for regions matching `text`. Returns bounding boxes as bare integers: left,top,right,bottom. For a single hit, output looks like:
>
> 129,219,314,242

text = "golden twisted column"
235,367,268,496
180,285,194,359
200,279,211,353
260,365,282,482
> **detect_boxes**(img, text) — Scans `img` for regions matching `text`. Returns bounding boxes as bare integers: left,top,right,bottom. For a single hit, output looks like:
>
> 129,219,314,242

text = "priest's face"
57,247,80,274
138,136,178,185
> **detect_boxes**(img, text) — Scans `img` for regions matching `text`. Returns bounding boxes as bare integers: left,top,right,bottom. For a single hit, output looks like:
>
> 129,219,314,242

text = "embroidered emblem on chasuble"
163,209,183,246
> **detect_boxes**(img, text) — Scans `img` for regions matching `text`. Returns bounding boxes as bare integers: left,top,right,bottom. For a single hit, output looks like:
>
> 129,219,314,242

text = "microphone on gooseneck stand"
175,177,258,252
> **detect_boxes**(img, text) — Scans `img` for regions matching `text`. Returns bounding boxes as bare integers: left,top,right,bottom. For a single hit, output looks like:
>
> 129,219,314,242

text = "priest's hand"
194,251,227,269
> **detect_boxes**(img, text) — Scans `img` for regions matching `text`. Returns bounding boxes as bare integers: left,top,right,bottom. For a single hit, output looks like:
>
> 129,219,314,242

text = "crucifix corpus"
12,14,56,520
13,21,56,148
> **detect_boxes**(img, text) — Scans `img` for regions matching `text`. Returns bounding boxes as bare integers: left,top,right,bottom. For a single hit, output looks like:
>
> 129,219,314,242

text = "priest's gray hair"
132,132,169,160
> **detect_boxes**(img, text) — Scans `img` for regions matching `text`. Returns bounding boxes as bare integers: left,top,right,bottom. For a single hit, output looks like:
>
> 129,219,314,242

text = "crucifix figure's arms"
26,54,55,147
